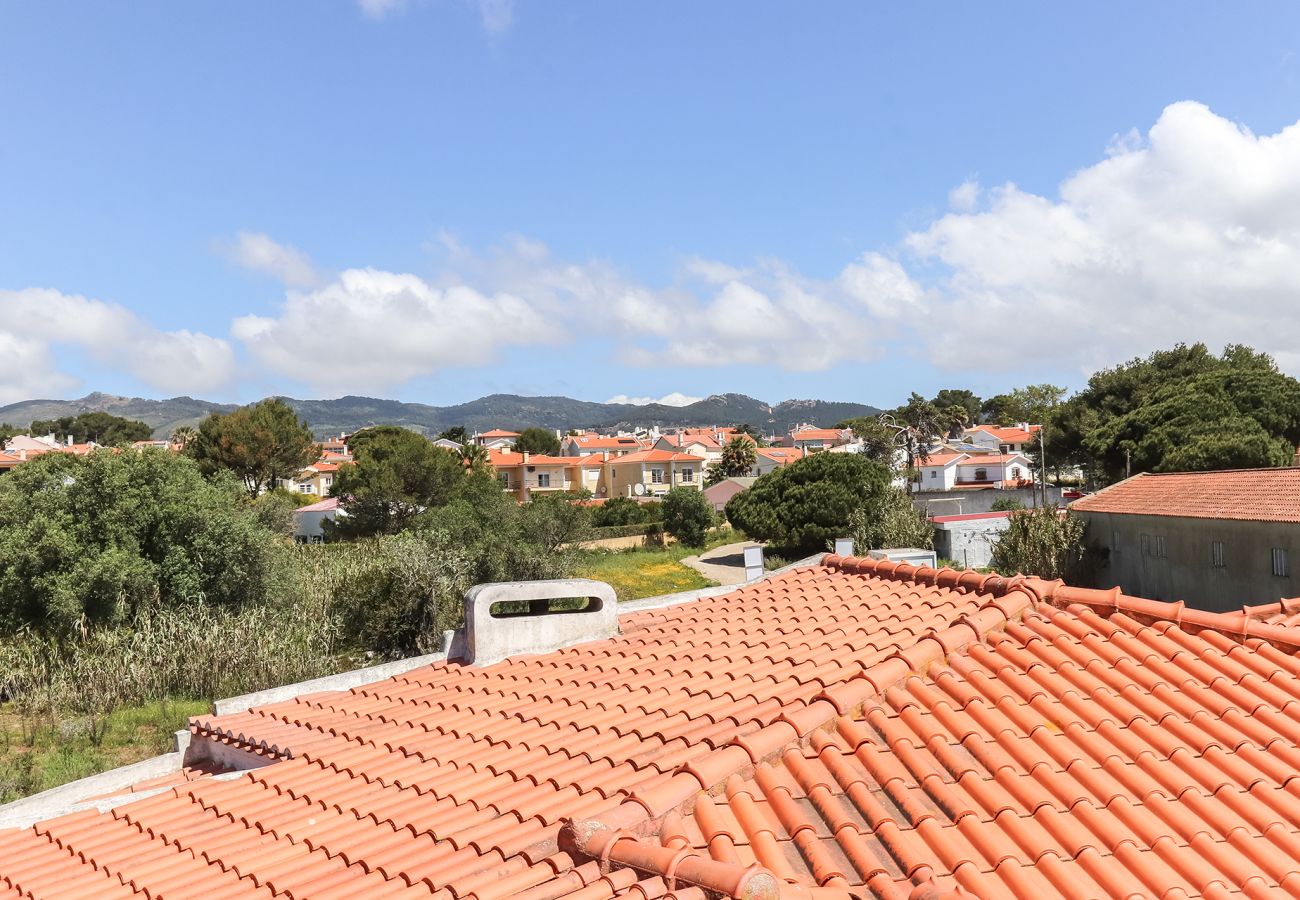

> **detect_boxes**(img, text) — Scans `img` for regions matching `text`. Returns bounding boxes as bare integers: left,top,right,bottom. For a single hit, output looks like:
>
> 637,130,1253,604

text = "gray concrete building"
1070,469,1300,612
931,511,1012,570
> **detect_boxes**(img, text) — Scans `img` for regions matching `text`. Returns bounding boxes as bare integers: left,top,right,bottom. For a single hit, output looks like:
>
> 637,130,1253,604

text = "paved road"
680,540,759,586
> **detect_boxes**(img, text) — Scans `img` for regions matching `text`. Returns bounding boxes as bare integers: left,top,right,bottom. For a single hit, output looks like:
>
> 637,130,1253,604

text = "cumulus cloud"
357,0,406,20
357,0,515,33
220,231,322,288
605,392,703,407
0,288,236,403
905,101,1300,373
233,267,565,394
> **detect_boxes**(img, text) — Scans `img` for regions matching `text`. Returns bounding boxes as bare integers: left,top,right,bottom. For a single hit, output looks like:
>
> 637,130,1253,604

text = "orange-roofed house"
283,460,341,497
652,432,722,463
473,428,521,450
754,445,803,475
778,424,850,452
561,432,643,457
7,551,1300,896
1071,467,1300,611
604,448,705,497
486,448,599,501
914,451,1032,491
963,422,1041,454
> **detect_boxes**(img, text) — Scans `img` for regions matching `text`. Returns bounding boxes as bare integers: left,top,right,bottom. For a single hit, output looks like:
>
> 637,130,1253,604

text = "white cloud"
233,267,565,394
605,392,703,407
357,0,515,33
472,0,514,33
358,0,405,20
0,288,236,402
905,101,1300,373
220,231,322,288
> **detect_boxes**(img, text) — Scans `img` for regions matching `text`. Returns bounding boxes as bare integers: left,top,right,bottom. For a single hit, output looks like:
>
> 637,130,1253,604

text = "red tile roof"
919,452,970,466
787,427,846,442
1069,468,1300,522
605,449,706,465
8,556,1300,897
478,429,521,438
486,449,579,467
565,434,643,450
756,447,801,462
658,434,721,450
967,425,1041,443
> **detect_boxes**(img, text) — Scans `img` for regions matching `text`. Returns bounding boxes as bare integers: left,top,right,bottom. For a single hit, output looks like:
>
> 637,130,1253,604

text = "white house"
474,429,521,450
292,497,341,544
962,424,1040,455
914,451,1032,491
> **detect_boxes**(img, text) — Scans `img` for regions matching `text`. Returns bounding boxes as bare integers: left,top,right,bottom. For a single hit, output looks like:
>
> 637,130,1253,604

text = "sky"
4,3,1300,410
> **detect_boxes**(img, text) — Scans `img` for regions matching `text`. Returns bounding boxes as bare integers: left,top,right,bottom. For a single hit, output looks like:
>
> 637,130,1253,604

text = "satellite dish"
633,483,646,496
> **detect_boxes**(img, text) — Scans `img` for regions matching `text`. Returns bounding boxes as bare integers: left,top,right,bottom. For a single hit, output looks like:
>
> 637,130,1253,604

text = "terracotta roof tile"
9,556,1300,897
1070,468,1300,522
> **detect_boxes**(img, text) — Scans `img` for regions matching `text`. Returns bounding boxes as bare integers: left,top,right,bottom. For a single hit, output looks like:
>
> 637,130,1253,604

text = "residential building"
962,422,1041,454
286,460,339,496
652,432,722,463
702,475,756,512
291,496,340,543
486,449,607,501
9,553,1300,896
1071,467,1300,610
473,428,521,449
431,437,463,452
561,432,643,457
604,448,704,497
0,452,22,473
753,445,803,475
778,423,850,451
914,451,1032,491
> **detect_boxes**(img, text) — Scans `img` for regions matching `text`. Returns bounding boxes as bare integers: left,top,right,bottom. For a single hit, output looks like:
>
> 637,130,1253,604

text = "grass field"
0,698,209,804
573,529,738,601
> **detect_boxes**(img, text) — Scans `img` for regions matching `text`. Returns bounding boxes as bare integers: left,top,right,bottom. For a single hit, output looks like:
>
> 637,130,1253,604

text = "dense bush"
726,453,893,554
588,522,663,539
591,496,662,527
990,505,1098,580
848,486,933,552
0,450,282,634
661,488,715,548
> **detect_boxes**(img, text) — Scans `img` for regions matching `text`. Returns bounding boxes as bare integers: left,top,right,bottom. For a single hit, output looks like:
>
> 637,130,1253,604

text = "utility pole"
1125,447,1131,480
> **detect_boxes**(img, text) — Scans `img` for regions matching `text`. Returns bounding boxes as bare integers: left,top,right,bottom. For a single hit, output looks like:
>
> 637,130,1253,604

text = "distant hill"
0,391,880,439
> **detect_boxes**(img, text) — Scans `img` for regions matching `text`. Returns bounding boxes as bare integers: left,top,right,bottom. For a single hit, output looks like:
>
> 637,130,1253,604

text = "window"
497,472,510,488
536,473,551,488
651,468,664,484
929,470,937,479
1010,466,1021,479
1273,548,1289,577
298,483,313,493
1154,535,1166,558
1140,534,1150,555
1211,541,1225,568
973,468,988,481
681,467,694,482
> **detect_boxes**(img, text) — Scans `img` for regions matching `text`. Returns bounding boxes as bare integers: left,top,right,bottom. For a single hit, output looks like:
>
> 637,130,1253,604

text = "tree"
990,506,1095,581
438,426,468,444
1051,344,1300,484
705,436,758,486
838,416,904,467
514,427,561,456
329,427,466,537
459,442,492,475
170,425,197,450
848,487,933,553
0,449,281,634
592,496,661,526
662,488,715,548
28,412,152,446
188,399,317,497
932,389,982,423
731,423,767,446
725,453,893,555
0,423,21,445
980,384,1066,425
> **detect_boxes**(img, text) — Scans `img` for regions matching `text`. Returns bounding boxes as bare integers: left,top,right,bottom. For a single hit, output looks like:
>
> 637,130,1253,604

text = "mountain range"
0,392,880,439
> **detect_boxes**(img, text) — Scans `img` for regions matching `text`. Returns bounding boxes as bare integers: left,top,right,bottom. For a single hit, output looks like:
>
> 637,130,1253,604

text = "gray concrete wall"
933,517,1009,569
912,485,1064,516
1078,510,1300,611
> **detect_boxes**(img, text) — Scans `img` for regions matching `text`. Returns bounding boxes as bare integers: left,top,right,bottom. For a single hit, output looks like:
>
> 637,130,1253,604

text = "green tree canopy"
932,389,982,422
980,384,1066,426
725,453,892,554
188,398,317,497
591,496,661,527
731,423,767,446
1050,344,1300,483
661,487,715,548
837,416,903,466
437,426,468,444
705,437,758,486
330,426,467,537
990,506,1094,581
28,412,153,446
0,450,280,634
513,427,561,456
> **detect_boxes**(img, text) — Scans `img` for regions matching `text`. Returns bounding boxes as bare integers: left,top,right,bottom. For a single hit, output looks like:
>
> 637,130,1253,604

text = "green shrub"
848,486,934,552
990,505,1100,580
591,497,662,527
661,488,715,548
726,453,893,555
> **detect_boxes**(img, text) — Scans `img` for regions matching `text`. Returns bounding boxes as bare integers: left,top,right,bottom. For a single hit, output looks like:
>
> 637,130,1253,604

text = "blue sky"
4,3,1300,410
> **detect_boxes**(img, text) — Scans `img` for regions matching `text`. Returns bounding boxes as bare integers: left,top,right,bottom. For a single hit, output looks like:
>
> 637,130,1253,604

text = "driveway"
680,540,760,586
